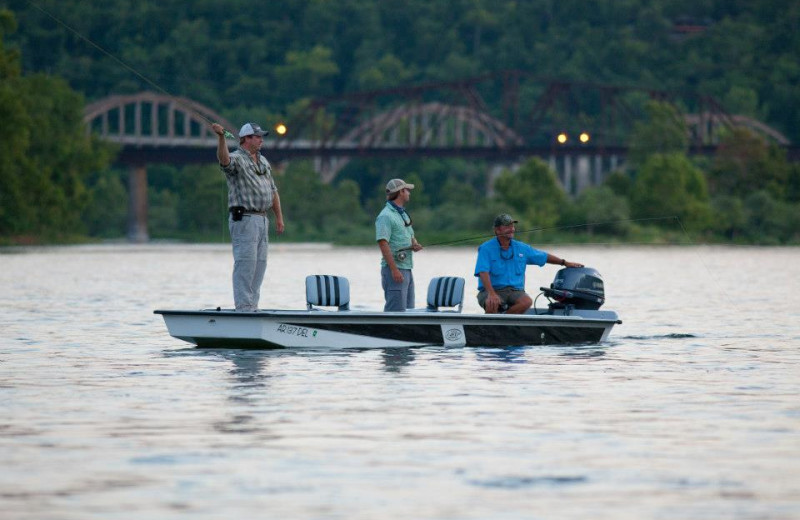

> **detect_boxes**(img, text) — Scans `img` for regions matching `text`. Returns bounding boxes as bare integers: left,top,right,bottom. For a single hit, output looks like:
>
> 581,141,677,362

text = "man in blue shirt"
376,178,423,311
474,214,583,314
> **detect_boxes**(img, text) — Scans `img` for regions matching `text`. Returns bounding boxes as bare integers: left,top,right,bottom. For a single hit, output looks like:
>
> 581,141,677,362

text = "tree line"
1,2,799,245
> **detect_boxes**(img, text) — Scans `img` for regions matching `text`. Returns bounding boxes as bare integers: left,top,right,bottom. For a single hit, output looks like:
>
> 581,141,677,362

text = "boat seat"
306,275,350,311
426,276,465,313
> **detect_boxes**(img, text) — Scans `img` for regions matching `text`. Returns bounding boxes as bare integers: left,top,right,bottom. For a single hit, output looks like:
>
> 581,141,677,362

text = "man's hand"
484,291,501,313
213,123,231,166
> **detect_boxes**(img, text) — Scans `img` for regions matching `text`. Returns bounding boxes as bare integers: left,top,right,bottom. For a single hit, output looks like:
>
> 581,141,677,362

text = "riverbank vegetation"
1,2,799,246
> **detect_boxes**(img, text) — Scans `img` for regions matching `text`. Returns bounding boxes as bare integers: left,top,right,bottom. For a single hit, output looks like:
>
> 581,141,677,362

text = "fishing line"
672,216,741,310
401,215,682,251
23,0,236,139
534,215,740,312
25,0,239,243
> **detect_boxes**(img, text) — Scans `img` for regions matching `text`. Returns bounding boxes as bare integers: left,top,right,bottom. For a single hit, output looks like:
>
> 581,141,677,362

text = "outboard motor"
541,267,605,310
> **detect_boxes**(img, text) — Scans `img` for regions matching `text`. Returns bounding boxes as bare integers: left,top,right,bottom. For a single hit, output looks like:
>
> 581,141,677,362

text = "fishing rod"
397,215,681,253
24,0,236,139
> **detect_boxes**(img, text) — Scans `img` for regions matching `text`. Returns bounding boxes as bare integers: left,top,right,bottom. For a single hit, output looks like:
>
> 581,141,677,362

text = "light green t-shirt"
375,202,415,269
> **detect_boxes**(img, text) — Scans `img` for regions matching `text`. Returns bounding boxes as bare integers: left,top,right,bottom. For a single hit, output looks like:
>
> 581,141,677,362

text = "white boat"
155,269,622,349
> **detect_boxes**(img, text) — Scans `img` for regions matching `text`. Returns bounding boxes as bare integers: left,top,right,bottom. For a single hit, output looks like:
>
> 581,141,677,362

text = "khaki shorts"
477,287,528,311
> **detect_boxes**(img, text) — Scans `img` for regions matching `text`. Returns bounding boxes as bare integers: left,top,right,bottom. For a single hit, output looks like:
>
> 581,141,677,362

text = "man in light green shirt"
375,178,423,311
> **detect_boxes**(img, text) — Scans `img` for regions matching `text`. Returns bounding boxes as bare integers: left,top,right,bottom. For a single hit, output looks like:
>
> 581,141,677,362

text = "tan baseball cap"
385,178,415,194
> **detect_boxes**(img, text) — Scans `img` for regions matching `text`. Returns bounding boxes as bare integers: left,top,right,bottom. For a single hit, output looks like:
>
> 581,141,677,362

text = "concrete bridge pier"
486,162,521,197
127,164,149,243
550,154,624,196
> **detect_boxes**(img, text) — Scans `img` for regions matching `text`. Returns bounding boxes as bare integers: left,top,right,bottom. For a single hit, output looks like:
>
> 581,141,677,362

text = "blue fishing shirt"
474,238,548,291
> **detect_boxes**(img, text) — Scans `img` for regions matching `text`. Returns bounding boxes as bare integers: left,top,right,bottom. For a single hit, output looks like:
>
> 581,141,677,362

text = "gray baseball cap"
239,122,269,137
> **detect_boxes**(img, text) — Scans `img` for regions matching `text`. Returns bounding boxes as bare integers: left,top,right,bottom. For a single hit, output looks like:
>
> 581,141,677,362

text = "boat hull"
154,308,621,349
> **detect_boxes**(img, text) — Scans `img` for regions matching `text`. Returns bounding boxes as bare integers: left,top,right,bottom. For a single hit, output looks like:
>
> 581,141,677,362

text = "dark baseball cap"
493,213,518,227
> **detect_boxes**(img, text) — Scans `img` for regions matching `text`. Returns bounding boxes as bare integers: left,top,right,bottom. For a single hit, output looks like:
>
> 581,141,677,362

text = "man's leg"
230,217,259,311
250,216,269,309
477,288,530,314
477,289,507,313
477,290,489,312
505,290,533,314
382,266,410,311
405,270,415,310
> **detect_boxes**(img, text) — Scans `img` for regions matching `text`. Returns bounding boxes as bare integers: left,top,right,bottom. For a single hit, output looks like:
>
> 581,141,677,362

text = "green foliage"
277,161,370,243
742,191,800,244
2,3,800,244
569,186,631,236
355,53,416,90
710,127,790,200
82,169,127,238
722,86,764,120
416,179,481,234
628,101,689,166
274,45,340,99
175,165,227,234
603,170,633,199
629,153,712,232
0,8,19,78
493,158,567,230
0,12,114,241
147,188,179,237
7,1,799,142
788,164,800,204
709,196,746,242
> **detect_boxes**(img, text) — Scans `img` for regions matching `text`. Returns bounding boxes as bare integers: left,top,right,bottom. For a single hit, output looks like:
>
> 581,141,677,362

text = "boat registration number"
277,323,311,337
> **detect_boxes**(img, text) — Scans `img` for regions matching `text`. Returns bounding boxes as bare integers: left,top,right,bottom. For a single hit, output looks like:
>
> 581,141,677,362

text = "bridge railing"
83,92,235,149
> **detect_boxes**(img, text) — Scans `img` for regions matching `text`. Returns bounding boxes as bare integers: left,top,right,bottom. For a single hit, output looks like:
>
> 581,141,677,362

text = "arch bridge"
277,71,792,180
84,92,236,242
83,76,793,241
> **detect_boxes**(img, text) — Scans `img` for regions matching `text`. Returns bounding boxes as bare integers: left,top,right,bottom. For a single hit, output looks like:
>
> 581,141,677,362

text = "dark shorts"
477,287,528,311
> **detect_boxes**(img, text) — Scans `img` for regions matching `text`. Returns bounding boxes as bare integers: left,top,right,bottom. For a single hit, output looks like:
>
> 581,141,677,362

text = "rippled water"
2,243,799,519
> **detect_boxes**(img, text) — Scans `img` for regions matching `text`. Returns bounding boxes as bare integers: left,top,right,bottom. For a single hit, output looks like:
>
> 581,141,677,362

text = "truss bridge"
83,72,795,241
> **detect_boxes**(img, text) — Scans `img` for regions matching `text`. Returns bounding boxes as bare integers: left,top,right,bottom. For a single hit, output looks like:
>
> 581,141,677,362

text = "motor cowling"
541,267,605,310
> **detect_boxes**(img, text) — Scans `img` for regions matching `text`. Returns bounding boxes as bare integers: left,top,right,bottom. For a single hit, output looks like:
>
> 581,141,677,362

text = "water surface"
1,244,799,519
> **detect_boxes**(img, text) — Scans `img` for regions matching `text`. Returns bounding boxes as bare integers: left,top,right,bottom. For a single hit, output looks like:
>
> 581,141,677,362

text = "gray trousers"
381,266,415,311
230,214,268,311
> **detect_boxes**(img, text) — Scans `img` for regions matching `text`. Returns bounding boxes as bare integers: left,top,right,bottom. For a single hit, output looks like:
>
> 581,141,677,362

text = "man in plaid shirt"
212,122,285,311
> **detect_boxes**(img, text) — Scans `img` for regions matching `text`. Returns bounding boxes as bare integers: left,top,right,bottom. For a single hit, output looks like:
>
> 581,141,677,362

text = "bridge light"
579,132,590,143
275,123,287,136
556,132,568,144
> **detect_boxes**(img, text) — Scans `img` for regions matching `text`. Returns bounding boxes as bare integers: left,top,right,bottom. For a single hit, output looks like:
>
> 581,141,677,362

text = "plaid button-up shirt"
221,148,277,211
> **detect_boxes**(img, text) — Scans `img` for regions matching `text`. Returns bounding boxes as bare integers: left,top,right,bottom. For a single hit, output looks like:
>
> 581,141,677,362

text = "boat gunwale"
153,308,622,325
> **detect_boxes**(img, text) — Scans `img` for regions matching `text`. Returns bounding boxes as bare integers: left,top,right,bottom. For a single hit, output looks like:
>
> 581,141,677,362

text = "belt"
243,210,267,216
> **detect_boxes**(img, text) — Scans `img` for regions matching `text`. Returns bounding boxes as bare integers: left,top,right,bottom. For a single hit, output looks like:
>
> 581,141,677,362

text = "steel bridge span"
83,79,794,242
